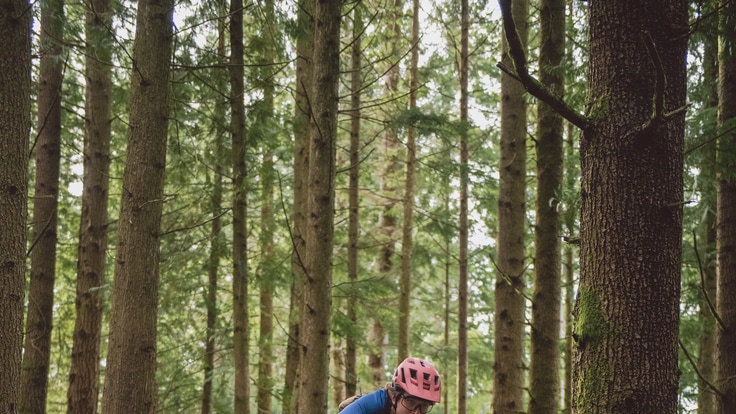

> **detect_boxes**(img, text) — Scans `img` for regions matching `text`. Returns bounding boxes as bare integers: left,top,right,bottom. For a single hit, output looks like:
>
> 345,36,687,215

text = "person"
339,357,441,414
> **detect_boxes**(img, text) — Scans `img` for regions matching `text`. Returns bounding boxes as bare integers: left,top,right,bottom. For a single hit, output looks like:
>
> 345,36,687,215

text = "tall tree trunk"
345,2,362,398
370,0,403,381
257,0,276,410
296,0,341,410
0,0,32,409
230,0,250,409
457,0,469,411
562,122,577,414
201,132,223,414
100,0,175,409
21,0,64,410
67,0,112,411
697,7,719,413
716,0,736,410
200,7,228,414
528,0,565,411
573,0,687,412
398,0,419,363
284,0,313,410
493,0,528,411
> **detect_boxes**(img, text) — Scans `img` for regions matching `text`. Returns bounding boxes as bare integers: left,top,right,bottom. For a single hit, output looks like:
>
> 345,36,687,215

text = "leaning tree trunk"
716,0,736,410
100,0,174,410
493,0,528,412
528,0,565,411
296,0,341,411
21,0,64,410
0,0,32,409
573,0,687,412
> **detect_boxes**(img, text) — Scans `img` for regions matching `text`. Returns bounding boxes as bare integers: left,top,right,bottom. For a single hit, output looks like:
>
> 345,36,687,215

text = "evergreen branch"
678,339,725,399
497,0,592,132
692,230,727,331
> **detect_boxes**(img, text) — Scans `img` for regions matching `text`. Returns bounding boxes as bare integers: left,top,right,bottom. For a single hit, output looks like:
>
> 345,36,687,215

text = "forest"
1,0,736,412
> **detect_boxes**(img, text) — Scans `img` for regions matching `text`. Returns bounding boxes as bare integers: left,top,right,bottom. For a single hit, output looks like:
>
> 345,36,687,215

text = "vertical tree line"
2,0,736,412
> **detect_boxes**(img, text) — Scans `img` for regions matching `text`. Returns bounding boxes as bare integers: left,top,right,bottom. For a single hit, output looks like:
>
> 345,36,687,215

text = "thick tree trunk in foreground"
21,0,65,409
100,0,174,410
493,0,528,412
296,0,341,411
67,0,113,411
573,0,687,412
0,0,31,409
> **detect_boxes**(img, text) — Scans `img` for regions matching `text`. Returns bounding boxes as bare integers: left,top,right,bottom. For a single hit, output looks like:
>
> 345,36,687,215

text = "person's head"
389,357,441,414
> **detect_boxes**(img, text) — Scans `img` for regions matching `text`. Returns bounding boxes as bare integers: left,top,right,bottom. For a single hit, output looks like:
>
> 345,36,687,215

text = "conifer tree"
0,0,32,409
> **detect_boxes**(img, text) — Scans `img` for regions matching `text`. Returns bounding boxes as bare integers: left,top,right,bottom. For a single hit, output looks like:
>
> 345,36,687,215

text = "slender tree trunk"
230,0,250,409
573,0,687,412
528,0,565,411
296,0,341,410
697,9,719,413
21,0,64,410
345,2,362,398
443,255,450,414
67,0,112,411
716,0,736,410
371,0,403,379
398,0,420,363
100,0,175,410
200,9,228,414
0,0,32,409
562,122,577,414
493,0,528,412
257,0,276,410
201,134,223,414
284,0,313,410
457,0,469,411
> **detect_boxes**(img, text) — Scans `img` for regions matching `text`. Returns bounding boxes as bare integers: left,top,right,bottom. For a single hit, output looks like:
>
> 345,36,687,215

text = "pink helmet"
392,357,442,403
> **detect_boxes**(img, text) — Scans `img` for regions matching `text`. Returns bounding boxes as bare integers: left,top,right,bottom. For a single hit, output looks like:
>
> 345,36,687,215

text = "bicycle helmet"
392,357,442,403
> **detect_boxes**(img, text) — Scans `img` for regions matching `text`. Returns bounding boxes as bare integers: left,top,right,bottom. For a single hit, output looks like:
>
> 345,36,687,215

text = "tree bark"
100,0,174,410
229,0,250,410
284,0,312,410
528,0,565,411
296,0,341,411
67,0,112,411
0,0,31,409
573,0,687,412
493,0,528,411
21,0,64,409
716,0,736,410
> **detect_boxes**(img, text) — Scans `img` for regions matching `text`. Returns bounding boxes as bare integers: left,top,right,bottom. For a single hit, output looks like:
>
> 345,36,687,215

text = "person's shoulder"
339,388,388,414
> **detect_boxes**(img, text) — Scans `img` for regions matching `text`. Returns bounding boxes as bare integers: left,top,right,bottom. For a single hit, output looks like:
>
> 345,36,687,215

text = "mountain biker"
339,357,441,414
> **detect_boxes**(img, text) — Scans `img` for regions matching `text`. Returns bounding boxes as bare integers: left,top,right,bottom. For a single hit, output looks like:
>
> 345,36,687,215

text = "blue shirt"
340,388,392,414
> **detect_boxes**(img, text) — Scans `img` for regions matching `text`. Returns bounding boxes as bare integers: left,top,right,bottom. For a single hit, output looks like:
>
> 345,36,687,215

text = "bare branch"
497,0,592,132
